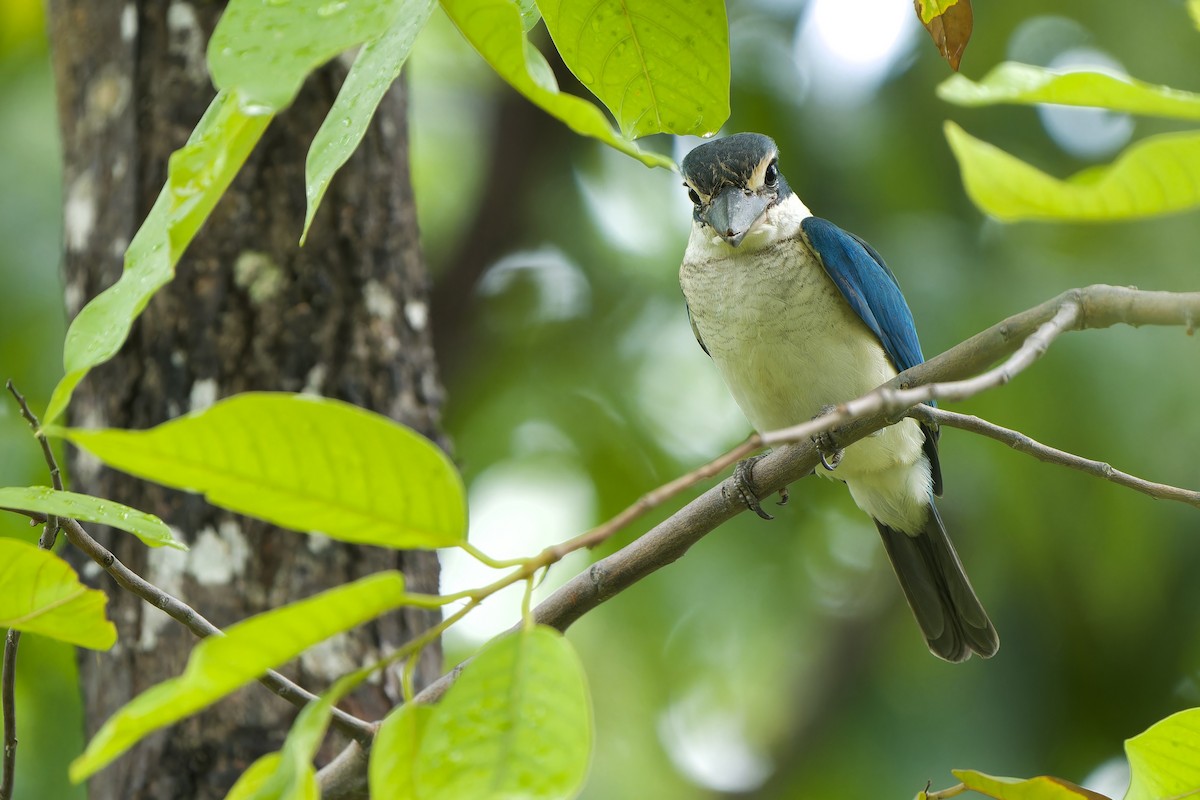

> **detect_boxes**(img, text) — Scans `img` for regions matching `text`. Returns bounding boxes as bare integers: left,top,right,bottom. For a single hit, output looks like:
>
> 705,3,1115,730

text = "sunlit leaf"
370,703,432,800
225,755,317,800
0,486,184,550
538,0,729,139
939,62,1200,119
944,122,1200,222
0,538,116,651
415,625,592,800
302,0,437,243
950,770,1111,800
45,91,271,426
915,0,960,25
70,571,409,782
233,669,371,800
208,0,401,113
55,392,466,549
1124,707,1200,800
1190,0,1200,30
442,0,675,169
919,0,972,71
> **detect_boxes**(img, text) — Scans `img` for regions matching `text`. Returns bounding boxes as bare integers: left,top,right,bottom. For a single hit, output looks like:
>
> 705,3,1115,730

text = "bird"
677,132,998,662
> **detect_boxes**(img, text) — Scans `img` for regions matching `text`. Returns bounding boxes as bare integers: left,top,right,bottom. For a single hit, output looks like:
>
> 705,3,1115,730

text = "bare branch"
394,286,1200,718
1,381,66,800
909,404,1200,509
54,517,377,746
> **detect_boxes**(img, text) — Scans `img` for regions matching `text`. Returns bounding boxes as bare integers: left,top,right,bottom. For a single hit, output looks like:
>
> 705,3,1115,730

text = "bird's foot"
731,453,788,520
812,405,844,471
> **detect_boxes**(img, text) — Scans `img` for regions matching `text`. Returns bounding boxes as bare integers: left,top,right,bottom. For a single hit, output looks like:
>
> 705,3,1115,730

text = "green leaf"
415,625,592,800
225,755,317,800
939,62,1200,119
0,486,184,550
952,770,1111,800
1189,0,1200,30
0,538,116,650
55,392,466,549
537,0,729,139
302,0,437,243
208,0,401,113
944,122,1200,222
916,0,960,24
70,571,410,782
1124,708,1200,800
442,0,675,169
370,703,433,800
44,91,271,427
234,669,372,800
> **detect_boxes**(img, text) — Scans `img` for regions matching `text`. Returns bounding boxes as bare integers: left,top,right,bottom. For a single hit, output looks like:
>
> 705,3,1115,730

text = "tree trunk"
47,3,444,798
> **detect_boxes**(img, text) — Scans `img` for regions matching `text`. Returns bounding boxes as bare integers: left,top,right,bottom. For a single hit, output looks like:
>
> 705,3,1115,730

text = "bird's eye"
764,161,779,187
687,188,701,206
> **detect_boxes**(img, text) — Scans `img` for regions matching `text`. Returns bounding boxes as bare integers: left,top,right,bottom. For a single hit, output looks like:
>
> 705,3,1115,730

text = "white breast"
678,199,931,532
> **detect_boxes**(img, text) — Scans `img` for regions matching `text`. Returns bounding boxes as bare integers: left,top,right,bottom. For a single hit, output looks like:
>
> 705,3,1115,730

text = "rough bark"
47,3,444,798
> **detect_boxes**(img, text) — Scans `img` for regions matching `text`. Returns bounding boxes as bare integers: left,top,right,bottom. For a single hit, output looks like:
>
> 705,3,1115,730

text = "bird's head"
680,133,806,251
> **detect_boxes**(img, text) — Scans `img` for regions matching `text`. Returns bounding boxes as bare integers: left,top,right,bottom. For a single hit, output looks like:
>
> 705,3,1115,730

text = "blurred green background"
3,1,1199,798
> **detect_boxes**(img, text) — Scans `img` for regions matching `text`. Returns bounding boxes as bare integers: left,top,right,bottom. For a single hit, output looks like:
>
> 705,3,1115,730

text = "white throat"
684,192,812,263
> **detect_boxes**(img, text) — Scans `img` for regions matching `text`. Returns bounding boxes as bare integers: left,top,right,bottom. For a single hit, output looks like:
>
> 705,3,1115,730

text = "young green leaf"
415,625,592,800
538,0,729,139
945,122,1200,222
0,486,184,550
302,0,437,243
370,703,433,800
44,91,271,427
234,669,372,800
56,392,466,549
950,770,1111,799
1124,707,1200,800
0,538,116,650
939,62,1200,119
70,571,409,782
442,0,675,169
208,0,401,113
225,755,317,800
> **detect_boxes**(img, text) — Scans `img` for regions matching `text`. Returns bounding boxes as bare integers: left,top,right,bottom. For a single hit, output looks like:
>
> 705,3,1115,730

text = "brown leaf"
916,0,973,71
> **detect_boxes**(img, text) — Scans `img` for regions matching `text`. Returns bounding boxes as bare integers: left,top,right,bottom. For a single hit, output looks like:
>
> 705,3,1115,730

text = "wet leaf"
939,62,1200,119
70,572,410,782
208,0,400,113
0,486,184,550
44,91,270,426
301,0,437,243
538,0,729,139
58,393,466,549
415,625,592,799
945,122,1200,222
442,0,675,169
0,538,116,650
1124,708,1200,800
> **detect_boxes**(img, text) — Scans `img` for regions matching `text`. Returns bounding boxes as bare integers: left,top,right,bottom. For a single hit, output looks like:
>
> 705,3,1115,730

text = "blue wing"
800,216,942,493
800,216,924,373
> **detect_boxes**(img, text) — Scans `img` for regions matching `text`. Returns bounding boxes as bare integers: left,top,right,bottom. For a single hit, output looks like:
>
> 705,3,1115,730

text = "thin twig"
1,382,66,800
0,629,17,800
759,302,1082,448
382,287,1200,729
54,517,377,746
6,380,64,548
909,404,1200,509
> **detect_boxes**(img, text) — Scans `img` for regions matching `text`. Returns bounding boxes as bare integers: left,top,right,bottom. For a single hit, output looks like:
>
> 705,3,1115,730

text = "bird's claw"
731,453,783,520
812,405,845,471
